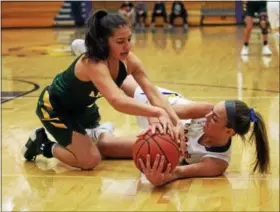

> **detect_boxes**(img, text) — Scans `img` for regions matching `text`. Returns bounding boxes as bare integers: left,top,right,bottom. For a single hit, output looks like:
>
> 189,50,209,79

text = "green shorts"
245,1,267,17
36,87,100,147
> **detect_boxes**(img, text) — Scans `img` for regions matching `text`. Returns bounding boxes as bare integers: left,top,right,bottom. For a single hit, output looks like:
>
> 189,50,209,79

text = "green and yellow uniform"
36,56,127,146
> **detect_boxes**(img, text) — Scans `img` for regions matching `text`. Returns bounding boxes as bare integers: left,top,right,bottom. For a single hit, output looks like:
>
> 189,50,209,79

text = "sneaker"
241,46,249,55
71,39,86,56
86,122,114,143
262,45,272,55
21,128,49,161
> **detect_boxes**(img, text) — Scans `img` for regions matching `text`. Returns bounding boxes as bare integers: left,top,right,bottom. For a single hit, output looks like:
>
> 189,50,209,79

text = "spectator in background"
150,1,168,31
71,1,85,27
135,1,148,31
119,1,135,27
169,1,188,31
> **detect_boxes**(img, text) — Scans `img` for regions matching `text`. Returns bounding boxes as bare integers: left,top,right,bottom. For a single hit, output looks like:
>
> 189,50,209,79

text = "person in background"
169,1,188,31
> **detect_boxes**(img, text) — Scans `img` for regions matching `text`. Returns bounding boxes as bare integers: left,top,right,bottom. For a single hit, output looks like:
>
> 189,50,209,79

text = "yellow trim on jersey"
43,90,53,110
50,122,67,129
40,108,59,121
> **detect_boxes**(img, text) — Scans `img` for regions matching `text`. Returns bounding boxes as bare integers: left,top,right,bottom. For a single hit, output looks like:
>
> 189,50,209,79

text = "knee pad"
260,14,268,34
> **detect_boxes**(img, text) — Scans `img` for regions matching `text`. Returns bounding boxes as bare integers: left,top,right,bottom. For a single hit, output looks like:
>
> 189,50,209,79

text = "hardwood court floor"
2,26,279,211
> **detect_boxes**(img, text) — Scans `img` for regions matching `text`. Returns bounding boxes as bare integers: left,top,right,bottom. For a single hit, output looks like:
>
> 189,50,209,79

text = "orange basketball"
132,130,180,173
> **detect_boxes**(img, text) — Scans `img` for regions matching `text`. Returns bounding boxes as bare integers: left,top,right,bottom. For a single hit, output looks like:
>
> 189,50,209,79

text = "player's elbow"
206,165,228,177
108,96,125,111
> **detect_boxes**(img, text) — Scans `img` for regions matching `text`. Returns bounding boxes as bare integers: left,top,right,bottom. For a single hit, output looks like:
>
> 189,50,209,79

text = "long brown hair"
227,100,270,174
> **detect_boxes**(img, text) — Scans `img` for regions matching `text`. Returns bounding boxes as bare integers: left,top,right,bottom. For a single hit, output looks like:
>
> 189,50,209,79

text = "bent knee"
79,153,102,170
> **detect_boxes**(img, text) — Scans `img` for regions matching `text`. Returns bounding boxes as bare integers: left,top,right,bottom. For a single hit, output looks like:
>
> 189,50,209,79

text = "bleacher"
92,1,237,26
201,2,237,25
2,1,240,28
2,2,64,28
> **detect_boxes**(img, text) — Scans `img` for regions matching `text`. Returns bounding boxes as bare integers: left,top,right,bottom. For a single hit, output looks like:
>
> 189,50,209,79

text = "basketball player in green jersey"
22,10,185,170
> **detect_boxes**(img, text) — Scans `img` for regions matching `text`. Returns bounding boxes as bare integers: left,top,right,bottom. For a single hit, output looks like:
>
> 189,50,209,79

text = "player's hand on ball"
148,117,164,134
174,122,186,156
158,109,174,137
139,154,172,186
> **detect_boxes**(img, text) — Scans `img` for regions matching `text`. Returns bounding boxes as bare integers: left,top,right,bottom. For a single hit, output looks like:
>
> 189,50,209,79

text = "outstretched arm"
172,102,214,119
121,75,214,120
86,61,166,118
139,155,228,186
126,52,185,152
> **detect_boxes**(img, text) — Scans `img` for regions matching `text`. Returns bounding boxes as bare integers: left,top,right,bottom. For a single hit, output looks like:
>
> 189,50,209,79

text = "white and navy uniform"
134,86,231,164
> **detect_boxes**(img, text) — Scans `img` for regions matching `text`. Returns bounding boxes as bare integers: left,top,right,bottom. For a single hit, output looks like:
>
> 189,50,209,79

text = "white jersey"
134,86,231,164
183,118,231,164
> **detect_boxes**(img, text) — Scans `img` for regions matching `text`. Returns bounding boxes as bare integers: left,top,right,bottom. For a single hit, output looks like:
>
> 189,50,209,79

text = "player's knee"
260,15,269,34
260,24,268,34
245,22,253,30
79,152,102,170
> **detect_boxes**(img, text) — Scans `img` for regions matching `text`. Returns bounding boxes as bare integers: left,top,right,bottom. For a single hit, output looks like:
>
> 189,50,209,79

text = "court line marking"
1,77,278,106
154,81,279,93
2,174,278,179
3,77,279,93
1,79,39,104
5,96,278,99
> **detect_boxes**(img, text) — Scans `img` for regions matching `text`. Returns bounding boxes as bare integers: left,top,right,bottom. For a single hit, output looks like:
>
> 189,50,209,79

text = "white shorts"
133,86,192,129
267,2,279,29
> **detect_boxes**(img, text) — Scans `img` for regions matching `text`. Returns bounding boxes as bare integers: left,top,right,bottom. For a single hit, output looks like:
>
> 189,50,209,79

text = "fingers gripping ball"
132,130,180,173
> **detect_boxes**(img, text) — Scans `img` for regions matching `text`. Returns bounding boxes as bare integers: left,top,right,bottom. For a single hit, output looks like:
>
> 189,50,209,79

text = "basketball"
132,130,180,173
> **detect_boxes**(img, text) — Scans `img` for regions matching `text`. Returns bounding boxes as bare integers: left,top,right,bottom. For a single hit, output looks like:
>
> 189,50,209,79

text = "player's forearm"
147,89,181,126
173,163,224,179
112,96,163,118
172,102,214,120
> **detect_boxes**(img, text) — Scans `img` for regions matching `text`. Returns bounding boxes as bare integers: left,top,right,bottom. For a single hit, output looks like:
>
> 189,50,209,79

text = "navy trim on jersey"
140,91,179,96
205,138,231,153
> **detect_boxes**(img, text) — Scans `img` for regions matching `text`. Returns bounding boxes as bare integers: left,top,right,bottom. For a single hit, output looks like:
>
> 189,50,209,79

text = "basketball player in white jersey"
91,75,269,186
72,39,270,186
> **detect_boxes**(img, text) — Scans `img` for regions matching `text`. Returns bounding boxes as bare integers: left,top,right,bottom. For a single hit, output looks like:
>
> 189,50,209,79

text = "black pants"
136,12,147,24
170,12,188,25
151,12,168,23
71,1,85,27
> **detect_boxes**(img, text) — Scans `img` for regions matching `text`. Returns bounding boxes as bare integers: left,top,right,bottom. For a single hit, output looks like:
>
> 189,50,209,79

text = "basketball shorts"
245,1,267,17
36,87,100,147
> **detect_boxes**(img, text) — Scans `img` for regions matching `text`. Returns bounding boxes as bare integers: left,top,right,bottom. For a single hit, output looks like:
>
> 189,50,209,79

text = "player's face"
108,25,132,60
203,101,229,137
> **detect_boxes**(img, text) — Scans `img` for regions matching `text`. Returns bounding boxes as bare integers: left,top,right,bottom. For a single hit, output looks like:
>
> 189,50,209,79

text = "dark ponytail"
249,112,270,174
225,100,270,174
85,10,128,62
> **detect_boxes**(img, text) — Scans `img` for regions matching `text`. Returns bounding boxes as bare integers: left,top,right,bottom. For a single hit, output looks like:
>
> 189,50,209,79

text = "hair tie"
249,108,258,123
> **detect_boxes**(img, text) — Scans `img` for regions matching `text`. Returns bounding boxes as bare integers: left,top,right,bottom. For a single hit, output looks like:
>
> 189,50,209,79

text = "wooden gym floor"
2,26,279,211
